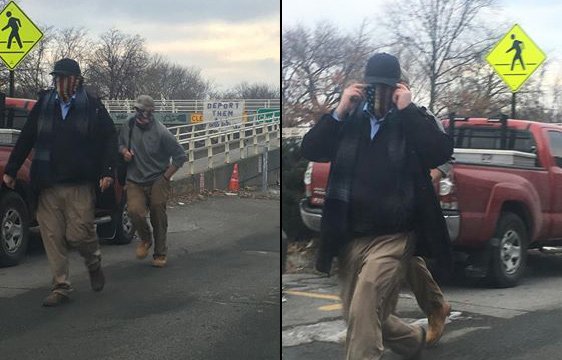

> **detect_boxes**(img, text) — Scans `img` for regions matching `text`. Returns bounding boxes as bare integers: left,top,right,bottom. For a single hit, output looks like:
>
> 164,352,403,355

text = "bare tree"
140,55,211,99
282,21,378,126
50,27,93,76
383,0,498,114
438,57,511,117
222,82,279,99
87,28,149,99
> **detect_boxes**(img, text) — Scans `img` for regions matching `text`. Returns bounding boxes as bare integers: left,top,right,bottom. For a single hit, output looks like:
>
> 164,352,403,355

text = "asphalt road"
0,195,280,360
283,250,562,360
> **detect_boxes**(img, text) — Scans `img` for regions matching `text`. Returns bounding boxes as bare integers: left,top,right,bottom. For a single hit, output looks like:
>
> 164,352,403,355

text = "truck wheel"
110,198,134,245
0,192,30,266
487,212,528,288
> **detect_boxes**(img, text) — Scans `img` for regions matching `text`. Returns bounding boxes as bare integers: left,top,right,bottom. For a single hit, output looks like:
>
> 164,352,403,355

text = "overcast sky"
283,0,562,85
19,0,280,90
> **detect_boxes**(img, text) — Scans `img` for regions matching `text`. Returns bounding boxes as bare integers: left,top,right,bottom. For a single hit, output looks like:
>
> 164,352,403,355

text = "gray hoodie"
119,117,187,185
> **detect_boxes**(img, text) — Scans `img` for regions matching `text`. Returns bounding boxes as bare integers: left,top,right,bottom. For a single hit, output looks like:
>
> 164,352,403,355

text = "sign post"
485,24,546,118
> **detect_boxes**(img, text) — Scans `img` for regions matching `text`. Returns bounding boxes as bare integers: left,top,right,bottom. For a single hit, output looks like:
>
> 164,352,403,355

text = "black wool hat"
50,58,81,76
364,53,401,86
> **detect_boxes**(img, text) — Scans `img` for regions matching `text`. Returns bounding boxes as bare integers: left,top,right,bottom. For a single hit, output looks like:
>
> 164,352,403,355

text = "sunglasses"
134,107,152,116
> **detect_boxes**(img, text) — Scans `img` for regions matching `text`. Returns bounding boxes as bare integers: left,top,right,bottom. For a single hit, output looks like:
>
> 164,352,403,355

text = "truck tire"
487,212,528,288
0,191,30,266
110,198,134,245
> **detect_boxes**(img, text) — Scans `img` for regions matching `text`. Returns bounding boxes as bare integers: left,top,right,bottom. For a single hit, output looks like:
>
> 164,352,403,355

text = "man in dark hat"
301,53,453,359
3,58,117,306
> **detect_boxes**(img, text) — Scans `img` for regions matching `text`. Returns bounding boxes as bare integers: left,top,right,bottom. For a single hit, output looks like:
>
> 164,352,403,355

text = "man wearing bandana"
301,53,453,359
119,95,186,268
3,58,117,307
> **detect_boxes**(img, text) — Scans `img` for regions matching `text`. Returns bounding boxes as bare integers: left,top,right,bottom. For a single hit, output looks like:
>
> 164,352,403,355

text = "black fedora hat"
50,58,81,76
364,53,401,86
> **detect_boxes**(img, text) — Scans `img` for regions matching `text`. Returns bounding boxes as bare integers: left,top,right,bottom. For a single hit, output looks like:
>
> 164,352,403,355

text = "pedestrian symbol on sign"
1,11,22,49
506,34,525,71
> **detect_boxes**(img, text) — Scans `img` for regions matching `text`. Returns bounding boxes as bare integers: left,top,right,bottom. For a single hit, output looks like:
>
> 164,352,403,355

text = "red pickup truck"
0,95,134,267
300,116,562,287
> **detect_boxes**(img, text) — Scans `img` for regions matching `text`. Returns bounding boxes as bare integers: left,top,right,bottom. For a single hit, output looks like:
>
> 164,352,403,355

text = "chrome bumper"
299,199,322,232
443,211,460,242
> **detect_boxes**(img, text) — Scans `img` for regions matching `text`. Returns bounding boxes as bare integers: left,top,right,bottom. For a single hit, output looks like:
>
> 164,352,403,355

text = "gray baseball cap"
134,95,155,111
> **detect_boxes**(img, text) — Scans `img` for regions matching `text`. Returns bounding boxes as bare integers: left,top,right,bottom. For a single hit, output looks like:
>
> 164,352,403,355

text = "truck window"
452,127,536,153
547,131,562,167
3,107,29,130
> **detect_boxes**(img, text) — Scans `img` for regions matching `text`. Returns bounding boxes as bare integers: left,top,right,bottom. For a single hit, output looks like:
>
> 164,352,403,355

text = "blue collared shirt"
56,93,76,120
332,103,385,139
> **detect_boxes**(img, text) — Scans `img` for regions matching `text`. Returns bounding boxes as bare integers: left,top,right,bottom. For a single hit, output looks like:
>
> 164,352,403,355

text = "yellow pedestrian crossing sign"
486,24,546,93
0,1,43,70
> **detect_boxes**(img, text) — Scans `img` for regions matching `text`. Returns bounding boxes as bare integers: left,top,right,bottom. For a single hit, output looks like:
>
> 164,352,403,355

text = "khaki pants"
126,177,171,257
339,233,423,360
405,256,447,316
36,184,100,296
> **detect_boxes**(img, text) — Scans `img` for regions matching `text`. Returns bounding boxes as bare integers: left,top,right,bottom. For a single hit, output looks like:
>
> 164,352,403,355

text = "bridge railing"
167,111,280,175
103,99,280,114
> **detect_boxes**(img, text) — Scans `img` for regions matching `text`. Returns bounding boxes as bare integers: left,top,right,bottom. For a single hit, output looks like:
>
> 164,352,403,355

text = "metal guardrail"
103,99,280,113
168,111,280,175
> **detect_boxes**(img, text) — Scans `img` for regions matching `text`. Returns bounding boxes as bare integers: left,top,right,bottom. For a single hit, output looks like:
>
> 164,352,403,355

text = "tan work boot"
151,255,167,268
136,240,152,259
42,292,69,307
426,302,452,346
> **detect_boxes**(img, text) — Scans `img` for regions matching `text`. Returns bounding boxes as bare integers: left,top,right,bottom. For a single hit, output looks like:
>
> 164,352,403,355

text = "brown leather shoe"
151,255,167,268
136,240,152,259
89,266,105,292
426,302,452,346
42,292,69,307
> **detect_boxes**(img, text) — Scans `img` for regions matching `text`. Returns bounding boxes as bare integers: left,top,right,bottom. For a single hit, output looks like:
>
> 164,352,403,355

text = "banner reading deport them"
203,100,245,127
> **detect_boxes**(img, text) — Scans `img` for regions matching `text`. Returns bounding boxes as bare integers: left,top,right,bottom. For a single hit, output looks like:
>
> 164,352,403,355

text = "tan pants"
36,184,100,296
339,233,423,360
406,256,447,316
126,177,171,257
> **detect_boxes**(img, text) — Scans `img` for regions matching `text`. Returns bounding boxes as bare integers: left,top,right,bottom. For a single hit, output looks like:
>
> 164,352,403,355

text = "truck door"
546,130,562,238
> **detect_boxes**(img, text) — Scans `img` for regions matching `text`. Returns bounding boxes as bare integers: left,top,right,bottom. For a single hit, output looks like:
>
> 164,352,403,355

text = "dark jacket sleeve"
96,100,117,179
399,104,453,169
300,113,344,162
4,97,41,178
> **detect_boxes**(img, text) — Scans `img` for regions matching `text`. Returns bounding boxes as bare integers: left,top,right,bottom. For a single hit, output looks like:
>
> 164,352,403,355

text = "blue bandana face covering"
366,84,394,119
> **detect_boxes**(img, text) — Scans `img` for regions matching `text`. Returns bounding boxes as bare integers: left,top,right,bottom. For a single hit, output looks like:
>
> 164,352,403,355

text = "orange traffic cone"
228,163,240,192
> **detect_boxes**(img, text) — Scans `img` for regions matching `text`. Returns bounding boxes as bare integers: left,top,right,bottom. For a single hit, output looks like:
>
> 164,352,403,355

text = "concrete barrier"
171,148,280,194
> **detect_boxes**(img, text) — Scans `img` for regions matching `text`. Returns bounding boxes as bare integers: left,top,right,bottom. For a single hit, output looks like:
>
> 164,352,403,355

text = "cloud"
139,16,280,87
143,19,281,87
19,0,280,89
144,17,280,62
25,0,279,26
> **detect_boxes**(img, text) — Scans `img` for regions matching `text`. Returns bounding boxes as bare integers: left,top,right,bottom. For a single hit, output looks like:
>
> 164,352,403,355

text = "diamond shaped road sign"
0,1,43,71
486,24,546,93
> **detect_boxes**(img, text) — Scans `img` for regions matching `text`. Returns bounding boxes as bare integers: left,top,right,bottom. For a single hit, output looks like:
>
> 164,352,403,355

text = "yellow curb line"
285,290,341,301
318,304,343,311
